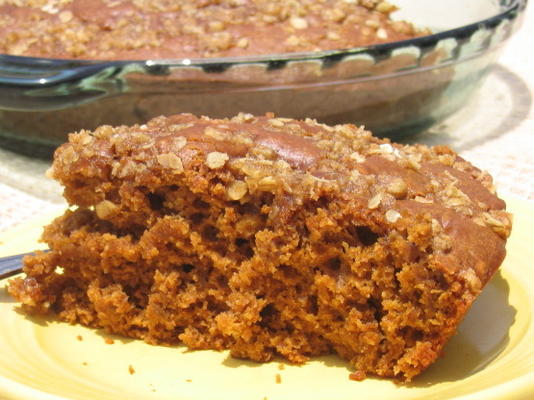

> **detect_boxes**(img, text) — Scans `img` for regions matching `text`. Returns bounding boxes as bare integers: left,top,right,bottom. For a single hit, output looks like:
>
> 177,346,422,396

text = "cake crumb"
128,365,135,375
278,363,285,370
105,337,114,344
349,371,366,381
82,362,88,366
76,335,83,341
186,379,192,382
275,373,282,384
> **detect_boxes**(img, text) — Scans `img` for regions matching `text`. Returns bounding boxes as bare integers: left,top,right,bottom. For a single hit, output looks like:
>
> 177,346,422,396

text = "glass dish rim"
0,0,527,69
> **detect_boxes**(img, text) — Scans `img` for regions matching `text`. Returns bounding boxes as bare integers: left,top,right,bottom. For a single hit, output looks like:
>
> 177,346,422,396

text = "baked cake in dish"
0,0,427,59
8,113,512,381
0,0,435,155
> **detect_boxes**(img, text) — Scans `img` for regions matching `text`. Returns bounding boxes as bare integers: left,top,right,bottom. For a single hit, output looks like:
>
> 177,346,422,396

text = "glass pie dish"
0,0,527,157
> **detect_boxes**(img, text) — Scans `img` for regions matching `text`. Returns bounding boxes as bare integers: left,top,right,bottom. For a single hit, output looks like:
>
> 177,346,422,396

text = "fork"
0,252,34,279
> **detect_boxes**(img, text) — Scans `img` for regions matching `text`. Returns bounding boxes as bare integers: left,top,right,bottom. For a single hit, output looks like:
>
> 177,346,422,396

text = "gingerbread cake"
0,0,426,59
8,113,512,381
0,0,441,155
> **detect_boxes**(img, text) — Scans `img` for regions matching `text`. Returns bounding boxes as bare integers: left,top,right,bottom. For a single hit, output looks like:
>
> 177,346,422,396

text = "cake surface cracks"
8,113,511,381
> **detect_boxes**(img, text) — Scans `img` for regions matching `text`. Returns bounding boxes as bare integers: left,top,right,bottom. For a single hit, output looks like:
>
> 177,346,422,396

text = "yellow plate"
0,198,533,400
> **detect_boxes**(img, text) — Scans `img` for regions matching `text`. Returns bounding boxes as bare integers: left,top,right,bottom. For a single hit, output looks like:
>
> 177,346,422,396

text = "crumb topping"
51,112,511,258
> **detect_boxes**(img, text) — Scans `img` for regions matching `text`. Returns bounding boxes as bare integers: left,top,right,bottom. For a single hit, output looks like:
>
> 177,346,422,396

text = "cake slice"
8,113,512,381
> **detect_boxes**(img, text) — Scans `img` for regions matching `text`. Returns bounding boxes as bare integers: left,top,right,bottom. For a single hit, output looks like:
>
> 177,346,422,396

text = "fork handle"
0,252,32,279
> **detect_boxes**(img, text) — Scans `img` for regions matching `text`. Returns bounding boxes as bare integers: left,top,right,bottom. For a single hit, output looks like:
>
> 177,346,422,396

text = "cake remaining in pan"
0,0,426,60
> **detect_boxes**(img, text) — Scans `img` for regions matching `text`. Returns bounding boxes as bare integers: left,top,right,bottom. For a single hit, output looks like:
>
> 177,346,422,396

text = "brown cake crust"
0,0,427,60
8,113,511,381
